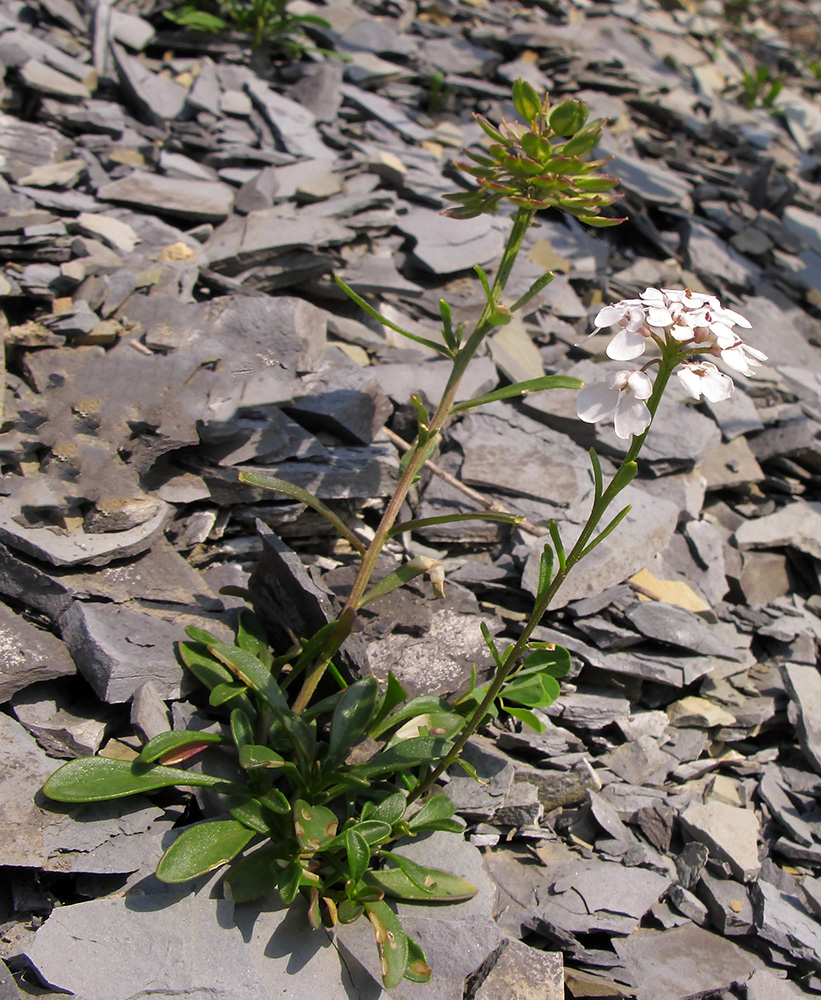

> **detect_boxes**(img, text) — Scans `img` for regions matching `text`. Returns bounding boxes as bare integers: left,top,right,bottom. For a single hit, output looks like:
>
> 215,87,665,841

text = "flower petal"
576,382,618,423
606,328,647,361
614,394,651,439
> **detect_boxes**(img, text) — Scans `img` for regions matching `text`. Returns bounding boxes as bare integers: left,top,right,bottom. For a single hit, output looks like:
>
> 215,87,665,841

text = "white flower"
716,337,767,376
577,369,654,440
677,361,734,402
591,300,650,361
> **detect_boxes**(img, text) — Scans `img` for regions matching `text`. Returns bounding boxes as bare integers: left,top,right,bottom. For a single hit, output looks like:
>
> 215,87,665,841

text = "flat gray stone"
10,680,110,757
0,601,76,702
58,602,187,703
111,43,187,126
245,77,330,159
98,173,234,223
735,501,821,560
782,663,821,776
679,800,761,881
753,880,821,970
623,601,738,658
471,938,562,1000
0,495,171,568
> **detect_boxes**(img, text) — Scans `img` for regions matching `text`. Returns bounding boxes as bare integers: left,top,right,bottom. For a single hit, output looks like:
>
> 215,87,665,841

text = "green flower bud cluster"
444,79,625,226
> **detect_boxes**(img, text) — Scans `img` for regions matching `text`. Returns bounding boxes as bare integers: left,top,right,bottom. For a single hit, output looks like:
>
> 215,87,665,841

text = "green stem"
290,208,535,713
409,348,679,801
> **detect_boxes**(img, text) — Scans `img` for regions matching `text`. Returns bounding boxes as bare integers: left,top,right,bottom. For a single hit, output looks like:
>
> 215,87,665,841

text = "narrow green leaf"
367,696,452,739
278,860,302,905
224,843,280,902
383,711,464,747
548,520,566,574
206,641,287,712
156,820,255,883
236,611,269,659
238,744,287,770
453,755,481,781
355,737,452,779
509,270,556,313
579,504,632,559
610,459,638,493
589,447,603,503
209,681,248,707
480,622,504,670
576,214,626,228
345,829,371,884
178,641,233,690
438,299,458,351
140,730,224,764
365,865,477,902
474,264,493,305
258,788,291,814
367,672,408,737
409,393,430,438
334,276,452,357
360,562,431,608
378,850,437,893
537,542,554,600
43,757,232,803
184,625,224,646
327,677,380,765
387,511,524,536
473,113,505,143
450,375,582,413
237,472,366,555
229,797,274,834
365,900,409,989
230,707,255,750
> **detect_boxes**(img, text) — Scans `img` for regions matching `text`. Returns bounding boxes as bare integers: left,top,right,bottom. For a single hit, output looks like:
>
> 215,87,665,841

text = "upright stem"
409,350,679,801
291,208,535,713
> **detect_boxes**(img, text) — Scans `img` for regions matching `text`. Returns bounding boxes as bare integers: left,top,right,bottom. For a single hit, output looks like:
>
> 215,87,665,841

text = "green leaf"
258,788,291,814
549,100,589,136
209,681,249,707
367,697,453,740
405,935,432,983
156,820,255,883
537,542,554,600
342,819,393,847
611,458,638,493
334,276,452,357
368,672,408,737
473,113,506,144
520,645,571,679
503,672,560,708
365,900,409,989
278,860,302,905
383,711,464,747
165,7,227,32
365,865,478,902
229,797,274,834
548,519,566,574
505,705,547,732
355,737,452,779
224,843,280,902
337,899,365,923
512,78,542,124
230,707,255,750
438,298,458,351
43,757,232,803
560,120,604,157
139,730,224,764
387,511,524,536
327,678,380,766
239,744,287,770
294,799,339,851
369,792,406,827
576,214,626,228
236,610,269,659
346,829,371,884
206,641,287,712
360,562,432,608
509,270,556,313
407,792,457,831
589,446,603,502
579,504,632,559
237,472,366,555
480,622,504,670
178,641,233,690
184,625,224,646
450,375,582,413
474,264,493,305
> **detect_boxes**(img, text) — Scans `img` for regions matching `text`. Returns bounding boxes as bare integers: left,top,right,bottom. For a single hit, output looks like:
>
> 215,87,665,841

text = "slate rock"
469,938,563,1000
0,495,171,568
98,173,235,223
679,801,761,881
111,43,187,127
781,663,821,776
752,880,821,971
0,601,76,702
10,679,110,757
697,869,754,935
58,602,188,703
612,922,766,1000
735,500,821,560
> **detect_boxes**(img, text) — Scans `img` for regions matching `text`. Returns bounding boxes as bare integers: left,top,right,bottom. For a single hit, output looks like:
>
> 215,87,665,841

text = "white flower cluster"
577,287,767,440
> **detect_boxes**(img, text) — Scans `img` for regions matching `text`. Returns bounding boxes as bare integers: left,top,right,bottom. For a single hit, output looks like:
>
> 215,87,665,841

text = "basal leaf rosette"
444,78,625,227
